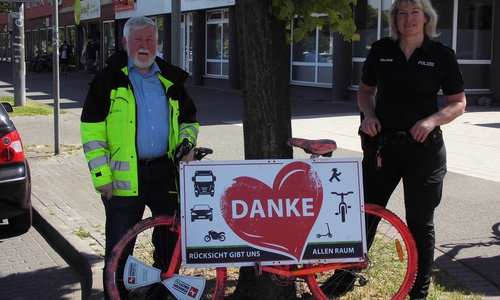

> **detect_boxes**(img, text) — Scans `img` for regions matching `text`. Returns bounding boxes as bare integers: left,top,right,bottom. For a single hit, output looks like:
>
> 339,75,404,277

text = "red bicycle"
106,138,418,299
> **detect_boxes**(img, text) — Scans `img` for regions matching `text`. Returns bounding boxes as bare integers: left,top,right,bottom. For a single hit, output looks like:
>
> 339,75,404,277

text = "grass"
24,143,83,155
73,228,91,239
1,96,61,116
427,267,484,300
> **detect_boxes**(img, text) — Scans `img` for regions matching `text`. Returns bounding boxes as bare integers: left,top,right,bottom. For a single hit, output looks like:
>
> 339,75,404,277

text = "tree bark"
230,1,296,299
235,0,293,161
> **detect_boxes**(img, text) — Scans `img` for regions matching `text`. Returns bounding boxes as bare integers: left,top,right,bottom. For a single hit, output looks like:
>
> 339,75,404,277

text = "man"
80,16,199,299
59,40,71,76
86,37,99,84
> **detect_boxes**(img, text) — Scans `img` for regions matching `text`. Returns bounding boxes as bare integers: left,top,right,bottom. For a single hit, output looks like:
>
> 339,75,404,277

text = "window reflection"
353,0,391,57
456,0,492,59
206,9,229,76
291,17,333,84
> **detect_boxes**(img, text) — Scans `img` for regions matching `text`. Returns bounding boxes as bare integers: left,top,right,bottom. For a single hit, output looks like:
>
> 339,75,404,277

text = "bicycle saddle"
286,138,337,157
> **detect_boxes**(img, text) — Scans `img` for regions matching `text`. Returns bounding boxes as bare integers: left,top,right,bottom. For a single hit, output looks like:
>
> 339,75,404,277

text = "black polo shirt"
361,36,464,132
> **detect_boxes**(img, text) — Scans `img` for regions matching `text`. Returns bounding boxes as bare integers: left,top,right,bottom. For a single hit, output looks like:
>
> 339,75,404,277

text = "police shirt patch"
418,61,434,67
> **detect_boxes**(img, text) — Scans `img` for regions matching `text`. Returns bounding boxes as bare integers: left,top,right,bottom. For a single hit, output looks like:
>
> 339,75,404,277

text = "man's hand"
181,149,195,162
97,183,113,200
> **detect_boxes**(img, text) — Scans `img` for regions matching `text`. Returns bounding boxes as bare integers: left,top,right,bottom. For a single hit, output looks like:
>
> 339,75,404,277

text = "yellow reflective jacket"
80,50,199,196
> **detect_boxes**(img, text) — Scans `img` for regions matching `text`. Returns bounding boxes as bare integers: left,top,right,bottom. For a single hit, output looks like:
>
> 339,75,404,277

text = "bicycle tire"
34,61,43,73
305,203,418,300
340,205,347,223
106,215,228,300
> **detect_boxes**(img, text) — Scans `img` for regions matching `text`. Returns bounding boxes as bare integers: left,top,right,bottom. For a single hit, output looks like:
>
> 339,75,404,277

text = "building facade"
0,0,498,104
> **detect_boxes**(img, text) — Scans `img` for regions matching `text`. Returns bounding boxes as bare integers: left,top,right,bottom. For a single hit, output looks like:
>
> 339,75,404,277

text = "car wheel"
9,207,32,233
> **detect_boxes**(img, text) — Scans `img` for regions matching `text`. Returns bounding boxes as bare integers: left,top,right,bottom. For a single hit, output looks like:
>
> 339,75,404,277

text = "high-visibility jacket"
80,50,199,196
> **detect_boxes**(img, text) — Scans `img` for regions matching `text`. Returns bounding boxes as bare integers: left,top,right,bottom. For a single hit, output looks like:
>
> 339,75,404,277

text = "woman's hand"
361,115,382,137
358,82,381,137
410,118,436,143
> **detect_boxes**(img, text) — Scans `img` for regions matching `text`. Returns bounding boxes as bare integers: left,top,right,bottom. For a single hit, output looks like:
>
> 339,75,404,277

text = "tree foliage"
268,0,360,42
0,2,12,14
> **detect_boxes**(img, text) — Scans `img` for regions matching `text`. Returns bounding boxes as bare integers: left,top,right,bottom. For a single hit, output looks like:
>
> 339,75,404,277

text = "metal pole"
11,2,25,107
52,0,60,155
171,0,181,67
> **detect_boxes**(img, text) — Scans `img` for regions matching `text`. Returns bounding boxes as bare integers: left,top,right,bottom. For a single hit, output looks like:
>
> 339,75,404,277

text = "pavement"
1,61,499,299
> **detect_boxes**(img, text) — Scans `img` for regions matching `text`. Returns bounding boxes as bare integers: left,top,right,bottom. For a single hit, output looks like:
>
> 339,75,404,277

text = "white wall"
115,0,235,20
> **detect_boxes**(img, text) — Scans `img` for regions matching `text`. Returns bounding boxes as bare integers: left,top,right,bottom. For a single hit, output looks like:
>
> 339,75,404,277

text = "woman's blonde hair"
389,0,440,40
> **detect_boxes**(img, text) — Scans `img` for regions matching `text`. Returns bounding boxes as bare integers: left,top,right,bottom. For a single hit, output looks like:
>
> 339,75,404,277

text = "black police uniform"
360,36,464,299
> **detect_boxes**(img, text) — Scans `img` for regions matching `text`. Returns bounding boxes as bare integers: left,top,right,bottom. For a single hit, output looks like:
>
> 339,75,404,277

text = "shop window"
206,9,229,77
66,25,76,66
103,21,115,63
432,0,454,47
47,28,53,53
33,30,40,54
456,0,492,59
291,17,333,85
184,13,194,74
40,29,47,53
353,0,391,58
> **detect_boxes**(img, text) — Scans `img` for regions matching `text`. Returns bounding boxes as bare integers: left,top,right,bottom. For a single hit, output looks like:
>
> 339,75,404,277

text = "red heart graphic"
220,161,323,261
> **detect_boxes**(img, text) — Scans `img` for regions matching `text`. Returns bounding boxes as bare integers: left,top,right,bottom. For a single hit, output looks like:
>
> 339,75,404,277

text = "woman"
358,0,467,299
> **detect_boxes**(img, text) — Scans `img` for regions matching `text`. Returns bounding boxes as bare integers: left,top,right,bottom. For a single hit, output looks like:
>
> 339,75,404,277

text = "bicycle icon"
332,191,353,223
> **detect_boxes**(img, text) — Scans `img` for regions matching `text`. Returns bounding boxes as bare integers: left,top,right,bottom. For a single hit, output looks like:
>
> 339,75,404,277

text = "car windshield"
194,205,210,210
195,175,213,182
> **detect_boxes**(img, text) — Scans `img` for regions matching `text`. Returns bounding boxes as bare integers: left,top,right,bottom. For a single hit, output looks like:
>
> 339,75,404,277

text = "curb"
32,199,104,300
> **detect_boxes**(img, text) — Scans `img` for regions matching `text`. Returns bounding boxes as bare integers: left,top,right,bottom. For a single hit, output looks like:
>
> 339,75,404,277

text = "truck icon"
192,170,216,197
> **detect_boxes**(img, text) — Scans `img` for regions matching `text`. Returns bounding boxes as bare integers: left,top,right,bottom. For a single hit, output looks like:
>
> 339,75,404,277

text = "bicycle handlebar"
194,147,213,161
176,138,213,161
331,191,354,196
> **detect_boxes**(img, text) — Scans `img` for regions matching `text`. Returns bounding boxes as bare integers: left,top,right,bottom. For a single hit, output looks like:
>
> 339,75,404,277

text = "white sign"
80,0,101,20
179,158,366,268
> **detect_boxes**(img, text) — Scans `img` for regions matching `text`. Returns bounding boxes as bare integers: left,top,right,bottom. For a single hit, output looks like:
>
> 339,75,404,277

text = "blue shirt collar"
127,58,160,77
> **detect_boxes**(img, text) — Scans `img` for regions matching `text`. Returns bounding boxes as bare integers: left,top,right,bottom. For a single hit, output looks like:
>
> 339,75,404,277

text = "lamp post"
171,0,181,67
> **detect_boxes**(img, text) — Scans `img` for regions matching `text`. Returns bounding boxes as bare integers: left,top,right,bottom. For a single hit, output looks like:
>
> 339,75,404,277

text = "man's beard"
128,46,155,69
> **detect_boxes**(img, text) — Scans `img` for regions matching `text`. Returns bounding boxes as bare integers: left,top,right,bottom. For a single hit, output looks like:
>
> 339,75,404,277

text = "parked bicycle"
26,51,53,73
106,138,418,300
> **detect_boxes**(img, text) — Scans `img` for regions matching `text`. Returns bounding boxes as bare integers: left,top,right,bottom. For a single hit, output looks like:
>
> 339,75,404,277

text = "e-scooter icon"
316,223,333,238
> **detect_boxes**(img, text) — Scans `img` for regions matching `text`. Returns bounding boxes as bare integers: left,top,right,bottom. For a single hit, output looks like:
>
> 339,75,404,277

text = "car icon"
192,170,216,197
190,204,214,222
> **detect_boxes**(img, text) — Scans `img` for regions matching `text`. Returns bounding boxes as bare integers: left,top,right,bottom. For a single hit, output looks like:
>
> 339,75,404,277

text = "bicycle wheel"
305,203,418,300
106,215,227,300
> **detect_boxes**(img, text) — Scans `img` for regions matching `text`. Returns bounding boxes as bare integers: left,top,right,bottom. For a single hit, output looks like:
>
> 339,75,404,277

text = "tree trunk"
230,1,295,299
235,0,293,161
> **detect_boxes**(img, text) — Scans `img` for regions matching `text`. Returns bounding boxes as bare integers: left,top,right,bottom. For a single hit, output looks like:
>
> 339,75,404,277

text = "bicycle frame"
160,217,182,282
258,260,368,278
